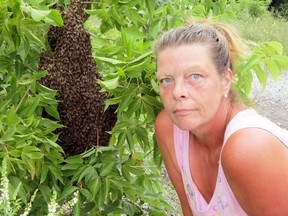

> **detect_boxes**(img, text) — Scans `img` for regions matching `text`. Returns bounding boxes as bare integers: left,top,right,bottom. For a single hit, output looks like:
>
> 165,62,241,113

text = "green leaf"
84,9,106,16
104,97,121,111
21,96,40,117
0,100,11,113
47,163,63,183
100,160,115,176
104,178,110,200
59,186,78,201
263,59,281,81
126,130,134,151
135,126,148,145
126,7,144,25
78,166,97,183
125,97,141,118
97,186,105,209
145,0,156,15
272,56,288,69
64,154,83,164
125,164,145,176
112,6,127,26
15,140,31,149
1,126,16,141
95,56,126,65
125,26,146,40
22,26,45,49
26,152,44,159
142,95,163,109
74,192,81,216
130,51,152,64
31,70,48,81
45,137,63,152
126,57,150,78
239,71,253,94
39,184,52,202
254,64,267,89
39,118,63,132
40,164,48,184
30,8,50,21
98,76,119,90
90,177,101,199
44,105,60,119
81,148,96,158
22,145,40,152
43,9,63,26
9,149,22,157
61,163,82,171
268,41,283,55
241,55,260,75
6,106,20,126
118,85,138,113
191,4,207,18
150,78,160,94
92,37,111,47
80,188,93,202
149,19,162,39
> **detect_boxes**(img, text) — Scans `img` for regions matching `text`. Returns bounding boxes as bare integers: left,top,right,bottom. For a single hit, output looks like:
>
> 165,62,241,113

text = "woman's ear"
223,68,233,94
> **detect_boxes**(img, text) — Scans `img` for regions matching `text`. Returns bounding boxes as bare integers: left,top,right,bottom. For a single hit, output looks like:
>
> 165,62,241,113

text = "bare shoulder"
155,109,174,145
222,128,288,215
155,109,173,131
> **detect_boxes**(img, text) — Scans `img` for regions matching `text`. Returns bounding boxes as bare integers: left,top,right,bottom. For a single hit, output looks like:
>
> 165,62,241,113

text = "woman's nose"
173,81,188,100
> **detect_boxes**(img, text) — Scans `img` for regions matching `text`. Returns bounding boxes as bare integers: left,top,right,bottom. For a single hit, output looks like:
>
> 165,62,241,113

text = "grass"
234,13,288,54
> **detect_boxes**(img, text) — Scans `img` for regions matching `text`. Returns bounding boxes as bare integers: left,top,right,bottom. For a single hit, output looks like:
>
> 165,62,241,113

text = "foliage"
1,0,288,215
233,40,288,102
0,156,38,216
231,0,272,19
270,0,288,20
0,156,79,216
0,0,65,214
61,146,170,215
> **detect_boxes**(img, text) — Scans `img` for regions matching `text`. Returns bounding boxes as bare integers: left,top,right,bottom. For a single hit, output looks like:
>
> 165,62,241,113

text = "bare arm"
222,128,288,216
155,110,193,216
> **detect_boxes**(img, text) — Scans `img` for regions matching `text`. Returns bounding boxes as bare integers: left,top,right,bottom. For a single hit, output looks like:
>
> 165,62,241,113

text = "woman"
154,20,288,215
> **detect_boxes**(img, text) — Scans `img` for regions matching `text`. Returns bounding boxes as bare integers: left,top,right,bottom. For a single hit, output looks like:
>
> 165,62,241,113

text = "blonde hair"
154,19,249,73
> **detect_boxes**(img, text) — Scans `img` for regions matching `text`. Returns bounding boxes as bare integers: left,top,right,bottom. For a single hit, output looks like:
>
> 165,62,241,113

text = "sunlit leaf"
30,8,50,21
99,76,120,90
95,56,126,65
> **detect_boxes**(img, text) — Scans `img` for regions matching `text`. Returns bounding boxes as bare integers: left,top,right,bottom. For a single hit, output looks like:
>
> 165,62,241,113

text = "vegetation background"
0,0,288,215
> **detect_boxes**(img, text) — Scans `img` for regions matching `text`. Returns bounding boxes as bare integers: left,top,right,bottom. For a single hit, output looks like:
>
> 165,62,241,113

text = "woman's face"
157,43,231,131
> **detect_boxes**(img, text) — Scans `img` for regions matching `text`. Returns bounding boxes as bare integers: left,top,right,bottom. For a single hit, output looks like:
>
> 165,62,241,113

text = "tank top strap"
173,124,189,169
223,108,288,148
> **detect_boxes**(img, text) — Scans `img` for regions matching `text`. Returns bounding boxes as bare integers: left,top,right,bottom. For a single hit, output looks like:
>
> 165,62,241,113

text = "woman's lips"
173,109,197,115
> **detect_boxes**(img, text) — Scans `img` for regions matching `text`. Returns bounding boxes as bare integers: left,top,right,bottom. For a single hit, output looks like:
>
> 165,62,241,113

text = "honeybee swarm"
39,0,117,156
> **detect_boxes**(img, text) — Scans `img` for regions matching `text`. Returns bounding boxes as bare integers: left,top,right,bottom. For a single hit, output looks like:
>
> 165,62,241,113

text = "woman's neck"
190,100,243,154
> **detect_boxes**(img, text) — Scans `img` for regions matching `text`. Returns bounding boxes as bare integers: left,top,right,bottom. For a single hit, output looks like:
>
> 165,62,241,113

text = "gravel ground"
249,71,288,129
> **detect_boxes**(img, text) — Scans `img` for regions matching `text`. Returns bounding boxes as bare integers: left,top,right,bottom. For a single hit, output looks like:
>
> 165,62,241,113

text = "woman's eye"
190,74,201,80
160,78,172,86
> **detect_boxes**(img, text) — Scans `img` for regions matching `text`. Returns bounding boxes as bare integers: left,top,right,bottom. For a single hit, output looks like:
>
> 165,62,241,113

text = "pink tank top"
174,109,288,215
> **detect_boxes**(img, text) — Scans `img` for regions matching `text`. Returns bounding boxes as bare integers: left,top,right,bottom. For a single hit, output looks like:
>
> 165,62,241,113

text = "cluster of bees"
39,0,117,156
